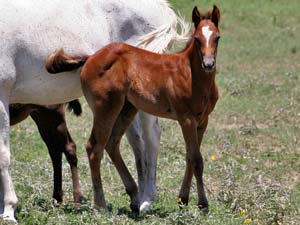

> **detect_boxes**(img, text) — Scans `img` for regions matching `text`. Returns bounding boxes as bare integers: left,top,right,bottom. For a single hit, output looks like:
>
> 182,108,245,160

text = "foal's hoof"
52,199,62,208
75,195,88,205
177,197,188,209
139,201,151,212
198,204,209,214
93,204,108,213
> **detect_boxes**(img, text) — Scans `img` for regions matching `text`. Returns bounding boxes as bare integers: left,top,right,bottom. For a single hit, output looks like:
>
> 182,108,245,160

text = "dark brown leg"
9,104,35,126
30,105,83,203
196,118,209,211
178,118,208,211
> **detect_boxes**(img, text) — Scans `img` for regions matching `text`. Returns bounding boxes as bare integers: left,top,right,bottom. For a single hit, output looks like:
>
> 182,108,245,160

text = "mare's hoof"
139,201,151,212
1,216,18,224
130,203,140,215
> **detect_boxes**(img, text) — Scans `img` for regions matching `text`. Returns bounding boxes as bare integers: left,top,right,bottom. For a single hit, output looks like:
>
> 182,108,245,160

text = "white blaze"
202,26,213,47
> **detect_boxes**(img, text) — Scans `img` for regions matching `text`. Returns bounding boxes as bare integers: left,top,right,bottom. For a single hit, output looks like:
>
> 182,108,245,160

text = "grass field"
5,0,300,224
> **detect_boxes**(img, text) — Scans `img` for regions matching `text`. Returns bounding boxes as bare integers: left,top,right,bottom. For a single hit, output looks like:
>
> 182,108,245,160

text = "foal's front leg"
178,118,208,211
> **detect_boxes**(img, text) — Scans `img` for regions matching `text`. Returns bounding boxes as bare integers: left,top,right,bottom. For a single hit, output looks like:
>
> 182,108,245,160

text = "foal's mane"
178,36,193,53
198,10,214,20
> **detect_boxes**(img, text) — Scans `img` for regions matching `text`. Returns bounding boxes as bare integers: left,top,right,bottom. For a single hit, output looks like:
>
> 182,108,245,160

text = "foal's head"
192,5,220,72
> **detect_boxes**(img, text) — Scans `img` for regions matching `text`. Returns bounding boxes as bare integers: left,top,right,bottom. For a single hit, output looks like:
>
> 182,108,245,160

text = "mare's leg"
0,93,18,222
126,118,146,208
105,101,139,212
0,174,3,215
62,128,84,204
178,118,208,210
30,105,83,203
139,112,160,210
126,112,160,211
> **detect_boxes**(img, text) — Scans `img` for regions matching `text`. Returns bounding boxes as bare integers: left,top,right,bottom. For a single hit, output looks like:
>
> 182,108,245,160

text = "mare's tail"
46,48,89,74
66,99,82,116
136,2,190,53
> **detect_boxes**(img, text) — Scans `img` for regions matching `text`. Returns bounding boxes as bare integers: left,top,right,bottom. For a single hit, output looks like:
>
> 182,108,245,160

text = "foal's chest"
192,95,218,121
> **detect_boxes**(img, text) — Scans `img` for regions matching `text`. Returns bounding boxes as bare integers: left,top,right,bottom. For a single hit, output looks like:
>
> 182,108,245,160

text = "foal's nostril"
203,61,215,70
208,62,214,68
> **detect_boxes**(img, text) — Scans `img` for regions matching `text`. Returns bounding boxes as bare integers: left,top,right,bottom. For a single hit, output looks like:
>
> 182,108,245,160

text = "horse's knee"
140,114,161,151
0,167,18,212
86,139,104,161
0,149,10,170
64,142,78,165
190,152,203,171
151,117,161,141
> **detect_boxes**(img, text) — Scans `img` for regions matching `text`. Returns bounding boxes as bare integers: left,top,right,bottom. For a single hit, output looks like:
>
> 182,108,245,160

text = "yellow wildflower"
210,155,216,161
240,209,247,216
244,218,252,224
177,197,184,208
177,198,182,203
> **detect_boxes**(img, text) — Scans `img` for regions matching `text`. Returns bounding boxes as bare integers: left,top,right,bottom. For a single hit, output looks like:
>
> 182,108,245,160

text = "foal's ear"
192,6,201,28
211,5,220,27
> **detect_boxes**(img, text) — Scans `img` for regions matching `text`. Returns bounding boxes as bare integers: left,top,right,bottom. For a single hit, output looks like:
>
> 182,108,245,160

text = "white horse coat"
0,0,189,222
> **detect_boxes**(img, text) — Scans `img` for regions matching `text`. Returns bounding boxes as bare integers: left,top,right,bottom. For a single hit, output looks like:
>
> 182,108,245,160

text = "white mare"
0,0,189,222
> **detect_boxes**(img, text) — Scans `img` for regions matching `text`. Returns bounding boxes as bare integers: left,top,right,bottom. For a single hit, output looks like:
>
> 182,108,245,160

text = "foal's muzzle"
202,56,215,72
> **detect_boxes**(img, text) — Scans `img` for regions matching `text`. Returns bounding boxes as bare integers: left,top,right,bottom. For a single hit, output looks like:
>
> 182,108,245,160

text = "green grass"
5,0,300,224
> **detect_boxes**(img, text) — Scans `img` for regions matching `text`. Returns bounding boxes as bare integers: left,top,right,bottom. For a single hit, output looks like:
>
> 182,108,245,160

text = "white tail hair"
137,2,191,53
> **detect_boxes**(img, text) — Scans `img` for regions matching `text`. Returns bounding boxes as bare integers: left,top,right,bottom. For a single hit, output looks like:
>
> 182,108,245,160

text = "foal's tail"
136,2,190,53
46,49,89,74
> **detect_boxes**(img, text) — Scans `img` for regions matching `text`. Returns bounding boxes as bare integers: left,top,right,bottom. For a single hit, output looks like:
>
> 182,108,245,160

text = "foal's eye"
214,36,220,43
194,36,201,46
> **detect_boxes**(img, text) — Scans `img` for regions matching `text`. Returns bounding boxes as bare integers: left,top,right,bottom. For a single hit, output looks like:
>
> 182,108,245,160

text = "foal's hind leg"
105,101,139,213
84,93,126,210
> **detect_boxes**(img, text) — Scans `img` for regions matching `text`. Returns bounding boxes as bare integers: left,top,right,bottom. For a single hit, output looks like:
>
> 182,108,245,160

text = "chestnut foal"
9,100,84,204
48,5,220,212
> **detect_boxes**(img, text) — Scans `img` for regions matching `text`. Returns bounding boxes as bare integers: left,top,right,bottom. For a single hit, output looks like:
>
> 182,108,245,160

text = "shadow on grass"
116,205,181,221
60,202,94,214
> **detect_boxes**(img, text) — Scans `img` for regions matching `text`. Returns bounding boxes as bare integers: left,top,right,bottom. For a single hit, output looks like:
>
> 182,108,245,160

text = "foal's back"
81,43,191,119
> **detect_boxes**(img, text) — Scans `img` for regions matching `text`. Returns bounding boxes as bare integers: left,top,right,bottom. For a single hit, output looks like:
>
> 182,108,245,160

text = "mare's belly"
10,71,82,105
